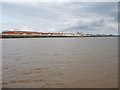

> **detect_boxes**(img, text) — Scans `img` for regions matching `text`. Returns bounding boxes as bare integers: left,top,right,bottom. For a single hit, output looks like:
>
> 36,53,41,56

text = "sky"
1,1,118,35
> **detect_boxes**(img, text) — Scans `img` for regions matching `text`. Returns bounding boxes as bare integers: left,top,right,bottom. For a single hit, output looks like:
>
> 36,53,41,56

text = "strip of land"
0,34,119,38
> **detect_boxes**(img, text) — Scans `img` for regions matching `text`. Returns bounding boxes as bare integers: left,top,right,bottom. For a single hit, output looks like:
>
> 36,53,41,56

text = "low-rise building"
2,31,41,35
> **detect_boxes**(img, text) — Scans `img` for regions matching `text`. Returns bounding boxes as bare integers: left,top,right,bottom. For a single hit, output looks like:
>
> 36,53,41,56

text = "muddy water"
2,37,118,88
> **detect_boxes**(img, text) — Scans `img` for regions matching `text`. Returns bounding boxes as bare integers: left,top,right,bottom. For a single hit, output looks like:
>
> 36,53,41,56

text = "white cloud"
1,2,118,34
1,0,119,2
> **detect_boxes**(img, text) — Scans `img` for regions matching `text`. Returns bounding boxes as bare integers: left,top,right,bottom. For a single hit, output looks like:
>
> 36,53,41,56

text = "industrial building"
2,31,63,36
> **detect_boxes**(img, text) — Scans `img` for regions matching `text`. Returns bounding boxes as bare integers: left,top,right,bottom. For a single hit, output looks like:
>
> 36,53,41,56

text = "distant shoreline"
0,35,119,38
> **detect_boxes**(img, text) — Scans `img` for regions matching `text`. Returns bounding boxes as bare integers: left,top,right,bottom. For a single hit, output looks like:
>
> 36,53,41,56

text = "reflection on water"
2,37,118,88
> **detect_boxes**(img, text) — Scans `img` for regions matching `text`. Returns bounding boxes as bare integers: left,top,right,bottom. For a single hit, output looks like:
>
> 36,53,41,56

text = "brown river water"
2,37,118,88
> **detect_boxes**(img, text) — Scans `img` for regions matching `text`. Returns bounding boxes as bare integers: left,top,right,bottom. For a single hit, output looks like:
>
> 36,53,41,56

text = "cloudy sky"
1,2,118,34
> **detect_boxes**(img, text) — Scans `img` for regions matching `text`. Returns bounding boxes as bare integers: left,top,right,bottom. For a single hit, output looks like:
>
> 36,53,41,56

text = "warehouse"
2,31,41,35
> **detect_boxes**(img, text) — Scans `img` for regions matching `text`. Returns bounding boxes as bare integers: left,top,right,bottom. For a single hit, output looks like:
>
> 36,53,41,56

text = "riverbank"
0,34,119,38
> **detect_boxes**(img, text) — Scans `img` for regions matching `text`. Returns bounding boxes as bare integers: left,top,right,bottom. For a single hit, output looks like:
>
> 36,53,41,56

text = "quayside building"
2,30,85,38
2,31,63,36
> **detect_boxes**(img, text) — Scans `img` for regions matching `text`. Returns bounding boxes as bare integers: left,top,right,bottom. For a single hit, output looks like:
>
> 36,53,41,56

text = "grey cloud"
2,2,118,34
